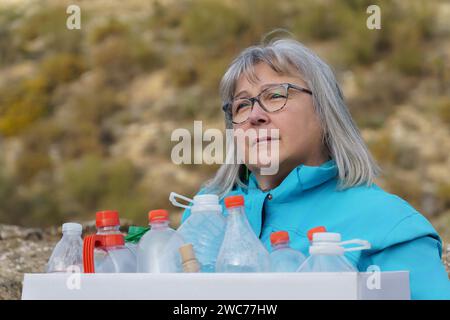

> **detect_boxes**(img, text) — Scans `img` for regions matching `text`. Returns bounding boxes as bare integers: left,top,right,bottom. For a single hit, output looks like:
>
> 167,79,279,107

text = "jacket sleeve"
363,213,450,299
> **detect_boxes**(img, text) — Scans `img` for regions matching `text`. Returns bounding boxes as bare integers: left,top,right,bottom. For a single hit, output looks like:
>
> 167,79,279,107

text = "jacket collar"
246,159,338,197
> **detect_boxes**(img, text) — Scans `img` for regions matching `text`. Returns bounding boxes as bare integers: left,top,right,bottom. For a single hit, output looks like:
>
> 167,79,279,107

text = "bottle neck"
226,206,252,229
271,242,290,250
310,242,344,255
150,220,170,230
62,231,82,237
96,225,121,235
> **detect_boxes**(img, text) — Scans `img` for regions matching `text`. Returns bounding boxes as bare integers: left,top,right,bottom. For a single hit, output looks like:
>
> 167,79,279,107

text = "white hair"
201,38,380,199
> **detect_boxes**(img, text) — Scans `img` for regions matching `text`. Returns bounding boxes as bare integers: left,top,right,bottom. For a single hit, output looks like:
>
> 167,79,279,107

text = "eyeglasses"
222,83,312,124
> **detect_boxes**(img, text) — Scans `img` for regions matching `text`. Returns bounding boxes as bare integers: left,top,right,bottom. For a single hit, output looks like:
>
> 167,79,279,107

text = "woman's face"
233,62,328,175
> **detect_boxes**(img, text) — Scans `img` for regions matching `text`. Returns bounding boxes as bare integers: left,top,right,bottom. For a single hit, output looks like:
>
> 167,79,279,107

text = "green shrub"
0,76,50,136
40,53,85,89
437,97,450,125
348,69,411,129
89,18,129,45
181,0,246,49
0,53,84,137
59,156,149,223
438,183,450,211
13,120,61,183
292,0,349,40
388,24,425,76
15,5,83,56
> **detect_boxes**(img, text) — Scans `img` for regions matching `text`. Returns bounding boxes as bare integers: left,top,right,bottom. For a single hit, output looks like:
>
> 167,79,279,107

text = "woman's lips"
252,136,279,147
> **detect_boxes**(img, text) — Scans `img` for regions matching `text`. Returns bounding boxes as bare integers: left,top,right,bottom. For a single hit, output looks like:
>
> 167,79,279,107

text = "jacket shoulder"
334,184,440,250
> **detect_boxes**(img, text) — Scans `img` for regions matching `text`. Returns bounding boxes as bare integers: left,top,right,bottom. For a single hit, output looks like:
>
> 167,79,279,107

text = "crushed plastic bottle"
137,209,184,273
170,192,226,272
297,232,370,272
83,210,137,273
269,231,306,272
46,223,83,273
216,195,270,272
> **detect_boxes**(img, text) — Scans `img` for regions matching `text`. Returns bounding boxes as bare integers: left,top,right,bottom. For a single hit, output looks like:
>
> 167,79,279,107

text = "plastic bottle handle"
169,192,194,209
340,239,371,252
83,235,96,273
82,235,108,273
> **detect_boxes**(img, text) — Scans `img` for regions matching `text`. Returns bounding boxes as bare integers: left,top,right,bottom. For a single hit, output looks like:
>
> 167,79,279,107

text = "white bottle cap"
312,232,341,242
62,223,82,234
193,194,219,205
191,194,222,213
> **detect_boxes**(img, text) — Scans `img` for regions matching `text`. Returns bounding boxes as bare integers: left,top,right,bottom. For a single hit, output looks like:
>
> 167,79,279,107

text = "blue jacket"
181,159,450,299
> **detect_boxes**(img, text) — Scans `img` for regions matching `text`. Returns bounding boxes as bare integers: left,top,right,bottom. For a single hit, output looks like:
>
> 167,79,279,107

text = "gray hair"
202,38,380,199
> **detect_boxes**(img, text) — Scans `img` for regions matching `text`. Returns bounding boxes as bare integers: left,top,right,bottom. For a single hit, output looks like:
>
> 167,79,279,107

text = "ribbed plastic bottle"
137,209,184,273
46,223,83,273
269,231,306,272
170,192,226,272
215,195,270,272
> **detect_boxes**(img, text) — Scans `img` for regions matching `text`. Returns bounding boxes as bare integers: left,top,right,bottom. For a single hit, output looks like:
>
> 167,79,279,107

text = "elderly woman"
181,38,450,299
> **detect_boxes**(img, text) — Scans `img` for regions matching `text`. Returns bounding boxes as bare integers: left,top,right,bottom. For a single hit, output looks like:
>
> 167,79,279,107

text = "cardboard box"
21,271,410,300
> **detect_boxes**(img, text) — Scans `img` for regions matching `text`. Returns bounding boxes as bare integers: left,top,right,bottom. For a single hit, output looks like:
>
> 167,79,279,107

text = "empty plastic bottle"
269,231,306,272
297,232,370,272
46,223,83,273
216,195,270,272
137,209,184,273
83,210,137,273
170,192,226,272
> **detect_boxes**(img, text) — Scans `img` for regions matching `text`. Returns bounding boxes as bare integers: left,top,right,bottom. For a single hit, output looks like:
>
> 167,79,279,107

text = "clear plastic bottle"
297,232,370,272
216,195,270,273
137,209,184,273
269,231,306,272
46,223,83,273
92,210,136,273
170,192,226,272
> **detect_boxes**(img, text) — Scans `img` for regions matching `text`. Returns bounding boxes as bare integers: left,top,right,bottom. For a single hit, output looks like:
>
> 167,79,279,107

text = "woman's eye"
269,93,285,99
235,102,250,112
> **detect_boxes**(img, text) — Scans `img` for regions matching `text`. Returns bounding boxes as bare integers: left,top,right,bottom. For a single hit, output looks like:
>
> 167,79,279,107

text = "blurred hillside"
0,0,449,242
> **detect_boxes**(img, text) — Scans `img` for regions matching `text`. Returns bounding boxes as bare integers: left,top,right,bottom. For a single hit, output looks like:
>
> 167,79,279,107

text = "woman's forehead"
234,63,305,97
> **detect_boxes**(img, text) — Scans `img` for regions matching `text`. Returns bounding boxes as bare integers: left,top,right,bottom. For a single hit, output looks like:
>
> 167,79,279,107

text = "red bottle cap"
307,226,327,241
96,210,120,228
148,209,169,222
224,195,244,208
270,231,290,245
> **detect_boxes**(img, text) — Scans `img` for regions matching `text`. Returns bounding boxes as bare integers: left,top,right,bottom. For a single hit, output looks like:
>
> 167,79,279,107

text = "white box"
21,271,410,300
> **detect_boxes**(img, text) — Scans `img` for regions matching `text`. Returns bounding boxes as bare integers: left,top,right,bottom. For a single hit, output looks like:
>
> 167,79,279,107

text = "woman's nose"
248,101,270,125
